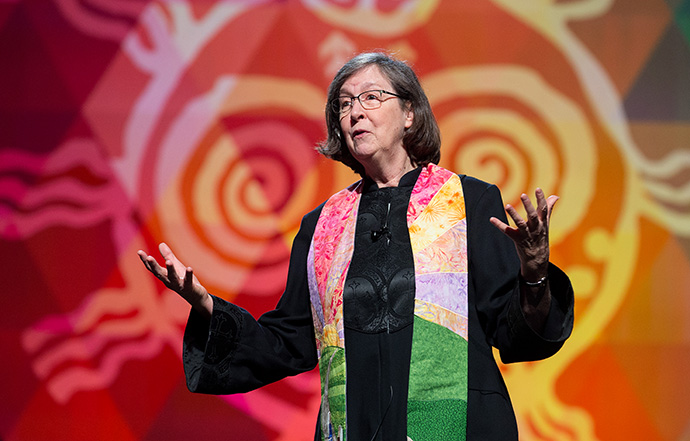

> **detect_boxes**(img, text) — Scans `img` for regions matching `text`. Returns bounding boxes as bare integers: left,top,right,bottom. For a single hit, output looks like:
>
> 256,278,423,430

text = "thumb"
159,242,173,258
546,195,559,221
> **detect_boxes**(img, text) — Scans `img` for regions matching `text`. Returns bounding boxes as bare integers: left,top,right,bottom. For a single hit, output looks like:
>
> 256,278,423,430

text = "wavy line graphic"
0,139,130,241
21,236,188,404
54,0,145,41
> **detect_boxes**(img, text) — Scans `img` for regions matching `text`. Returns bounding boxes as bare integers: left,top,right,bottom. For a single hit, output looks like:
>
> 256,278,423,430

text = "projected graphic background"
1,1,689,440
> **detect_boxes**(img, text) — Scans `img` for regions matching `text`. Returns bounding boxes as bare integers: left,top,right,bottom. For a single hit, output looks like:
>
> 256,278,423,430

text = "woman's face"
338,65,414,169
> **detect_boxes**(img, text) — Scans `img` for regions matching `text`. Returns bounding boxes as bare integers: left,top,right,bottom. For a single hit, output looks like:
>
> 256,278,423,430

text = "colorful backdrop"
1,0,689,440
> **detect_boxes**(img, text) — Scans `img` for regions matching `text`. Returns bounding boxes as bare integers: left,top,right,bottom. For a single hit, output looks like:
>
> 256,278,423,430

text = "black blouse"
342,168,419,440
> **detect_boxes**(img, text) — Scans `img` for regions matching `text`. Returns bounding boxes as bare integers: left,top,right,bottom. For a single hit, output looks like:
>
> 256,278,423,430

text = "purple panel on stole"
415,272,468,317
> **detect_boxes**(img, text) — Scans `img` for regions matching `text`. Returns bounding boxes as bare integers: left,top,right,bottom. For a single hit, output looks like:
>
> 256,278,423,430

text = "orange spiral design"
434,96,566,210
423,64,635,440
150,76,339,299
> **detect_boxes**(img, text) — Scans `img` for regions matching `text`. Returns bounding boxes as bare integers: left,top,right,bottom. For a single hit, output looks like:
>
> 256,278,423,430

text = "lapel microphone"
371,225,390,241
371,201,392,244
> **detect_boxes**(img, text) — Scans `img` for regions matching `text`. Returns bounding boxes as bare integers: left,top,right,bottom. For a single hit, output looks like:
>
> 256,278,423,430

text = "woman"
138,53,574,440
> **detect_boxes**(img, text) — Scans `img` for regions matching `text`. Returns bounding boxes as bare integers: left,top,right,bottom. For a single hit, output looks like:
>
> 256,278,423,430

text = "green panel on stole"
319,346,347,438
407,316,468,440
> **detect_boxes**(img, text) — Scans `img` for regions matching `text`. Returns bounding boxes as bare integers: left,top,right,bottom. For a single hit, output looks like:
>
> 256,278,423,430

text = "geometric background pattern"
1,1,689,440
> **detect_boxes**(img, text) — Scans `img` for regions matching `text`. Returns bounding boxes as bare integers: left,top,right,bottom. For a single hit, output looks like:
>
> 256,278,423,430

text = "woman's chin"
348,144,377,162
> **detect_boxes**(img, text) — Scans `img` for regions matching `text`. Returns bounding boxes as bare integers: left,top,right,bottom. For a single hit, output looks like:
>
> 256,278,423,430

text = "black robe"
183,171,574,440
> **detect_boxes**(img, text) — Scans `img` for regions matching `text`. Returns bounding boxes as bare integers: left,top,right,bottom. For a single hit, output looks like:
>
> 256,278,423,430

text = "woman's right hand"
137,242,212,319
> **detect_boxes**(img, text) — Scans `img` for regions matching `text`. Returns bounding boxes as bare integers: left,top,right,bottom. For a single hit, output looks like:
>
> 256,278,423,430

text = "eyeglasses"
332,89,403,116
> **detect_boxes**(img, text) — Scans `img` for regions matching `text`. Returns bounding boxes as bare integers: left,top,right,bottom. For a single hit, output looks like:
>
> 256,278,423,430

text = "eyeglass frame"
331,89,404,117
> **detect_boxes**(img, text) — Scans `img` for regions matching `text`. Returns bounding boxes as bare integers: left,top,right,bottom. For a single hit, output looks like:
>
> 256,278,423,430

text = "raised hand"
137,242,212,319
489,188,559,284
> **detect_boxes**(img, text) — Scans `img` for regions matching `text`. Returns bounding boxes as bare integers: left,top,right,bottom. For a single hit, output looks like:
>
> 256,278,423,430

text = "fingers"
185,267,195,290
522,189,550,230
534,188,548,220
166,259,182,290
520,192,537,216
493,189,560,242
489,216,509,234
137,250,166,279
517,188,559,226
139,244,205,301
159,242,189,271
505,203,528,233
492,190,558,280
137,250,150,268
490,215,524,244
545,195,559,223
166,254,201,291
159,242,174,260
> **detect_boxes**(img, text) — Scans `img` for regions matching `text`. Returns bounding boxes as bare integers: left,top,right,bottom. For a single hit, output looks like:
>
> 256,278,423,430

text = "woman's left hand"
489,188,559,283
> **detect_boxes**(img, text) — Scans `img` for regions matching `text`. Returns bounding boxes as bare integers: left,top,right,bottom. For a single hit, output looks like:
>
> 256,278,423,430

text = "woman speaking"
138,52,574,441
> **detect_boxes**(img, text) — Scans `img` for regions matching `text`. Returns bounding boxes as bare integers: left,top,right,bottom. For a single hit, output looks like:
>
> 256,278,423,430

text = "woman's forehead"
339,65,392,94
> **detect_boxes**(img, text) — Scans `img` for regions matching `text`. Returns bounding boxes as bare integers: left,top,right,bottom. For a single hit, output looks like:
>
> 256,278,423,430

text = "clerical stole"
307,164,469,440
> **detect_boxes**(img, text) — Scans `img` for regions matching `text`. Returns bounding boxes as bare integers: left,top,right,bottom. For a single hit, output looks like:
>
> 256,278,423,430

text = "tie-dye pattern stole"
307,164,468,441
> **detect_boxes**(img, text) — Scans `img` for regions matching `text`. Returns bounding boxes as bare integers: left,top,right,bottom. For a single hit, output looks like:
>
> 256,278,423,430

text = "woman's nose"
349,99,366,119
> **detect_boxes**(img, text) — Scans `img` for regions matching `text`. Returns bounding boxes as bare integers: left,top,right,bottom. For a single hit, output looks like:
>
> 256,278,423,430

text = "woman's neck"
365,159,416,188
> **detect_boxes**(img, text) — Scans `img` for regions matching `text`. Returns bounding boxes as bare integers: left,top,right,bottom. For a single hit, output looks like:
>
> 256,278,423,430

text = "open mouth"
352,129,367,138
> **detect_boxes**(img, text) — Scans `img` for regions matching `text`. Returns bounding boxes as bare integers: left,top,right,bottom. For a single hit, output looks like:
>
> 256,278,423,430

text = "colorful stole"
307,164,469,441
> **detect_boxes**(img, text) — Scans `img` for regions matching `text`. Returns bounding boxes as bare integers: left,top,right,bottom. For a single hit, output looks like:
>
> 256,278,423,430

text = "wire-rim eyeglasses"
332,89,403,116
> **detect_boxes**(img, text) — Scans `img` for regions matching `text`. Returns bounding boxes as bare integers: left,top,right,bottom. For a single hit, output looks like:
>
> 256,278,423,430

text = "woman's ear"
405,104,414,129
